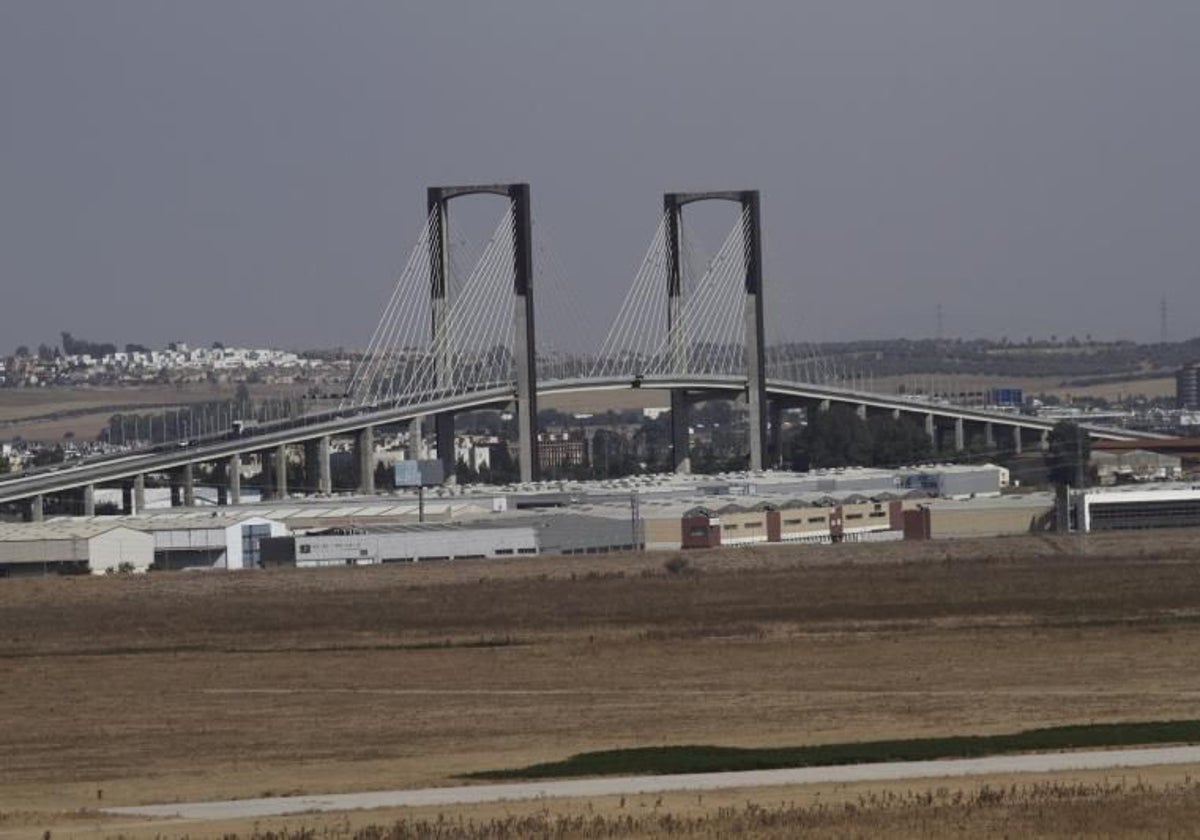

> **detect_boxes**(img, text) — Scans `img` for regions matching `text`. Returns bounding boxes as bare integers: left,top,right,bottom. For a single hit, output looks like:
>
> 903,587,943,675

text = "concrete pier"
357,427,375,495
274,445,288,499
228,454,241,504
182,464,195,507
318,436,331,495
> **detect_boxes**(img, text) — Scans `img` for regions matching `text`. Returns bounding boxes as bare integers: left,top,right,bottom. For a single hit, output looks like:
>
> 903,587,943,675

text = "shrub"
663,555,691,576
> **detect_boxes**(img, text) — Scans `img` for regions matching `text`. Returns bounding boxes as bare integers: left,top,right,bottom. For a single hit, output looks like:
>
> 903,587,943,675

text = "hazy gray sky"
2,1,1198,351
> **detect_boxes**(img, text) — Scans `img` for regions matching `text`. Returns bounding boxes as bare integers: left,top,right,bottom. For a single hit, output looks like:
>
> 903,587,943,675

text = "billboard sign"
988,388,1024,407
393,459,446,488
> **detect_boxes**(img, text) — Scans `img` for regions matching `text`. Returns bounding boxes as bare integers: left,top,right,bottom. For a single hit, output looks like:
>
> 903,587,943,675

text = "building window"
241,524,271,569
299,544,312,554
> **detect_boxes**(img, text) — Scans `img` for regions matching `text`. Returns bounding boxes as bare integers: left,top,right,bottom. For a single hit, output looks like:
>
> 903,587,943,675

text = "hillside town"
0,341,338,388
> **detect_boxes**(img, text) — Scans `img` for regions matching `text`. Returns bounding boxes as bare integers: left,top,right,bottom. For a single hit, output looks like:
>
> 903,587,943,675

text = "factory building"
265,522,537,567
1076,486,1200,532
897,466,1008,499
0,464,1020,577
0,522,153,577
0,512,285,575
133,514,289,570
680,498,906,549
914,494,1056,538
1091,449,1182,485
260,514,639,568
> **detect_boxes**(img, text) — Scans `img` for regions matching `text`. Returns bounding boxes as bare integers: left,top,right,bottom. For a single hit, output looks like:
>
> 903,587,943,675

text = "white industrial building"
0,512,289,575
0,521,154,577
277,523,538,567
1075,485,1200,532
127,513,289,570
262,514,639,568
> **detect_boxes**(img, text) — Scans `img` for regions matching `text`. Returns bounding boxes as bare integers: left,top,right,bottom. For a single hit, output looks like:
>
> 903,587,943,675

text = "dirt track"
104,745,1200,819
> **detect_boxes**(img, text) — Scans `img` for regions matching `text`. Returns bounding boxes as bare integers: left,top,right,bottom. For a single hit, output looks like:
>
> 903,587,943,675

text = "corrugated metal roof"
258,506,305,519
0,520,136,541
299,514,607,537
37,512,284,533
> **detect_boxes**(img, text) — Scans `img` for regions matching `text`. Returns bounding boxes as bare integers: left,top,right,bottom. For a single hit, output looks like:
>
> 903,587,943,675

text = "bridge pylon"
427,183,539,483
663,190,767,472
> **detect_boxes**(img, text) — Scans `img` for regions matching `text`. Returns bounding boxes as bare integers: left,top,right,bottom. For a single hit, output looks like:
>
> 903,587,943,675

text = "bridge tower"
663,190,767,472
427,183,539,482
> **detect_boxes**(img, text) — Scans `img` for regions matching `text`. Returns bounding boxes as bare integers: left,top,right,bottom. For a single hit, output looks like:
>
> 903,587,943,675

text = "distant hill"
779,336,1200,381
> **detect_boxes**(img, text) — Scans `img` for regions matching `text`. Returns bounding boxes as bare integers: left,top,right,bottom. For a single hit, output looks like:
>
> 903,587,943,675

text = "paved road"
105,745,1200,821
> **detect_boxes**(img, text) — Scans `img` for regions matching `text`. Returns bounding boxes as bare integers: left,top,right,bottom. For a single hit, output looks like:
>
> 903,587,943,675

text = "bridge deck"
0,377,1163,506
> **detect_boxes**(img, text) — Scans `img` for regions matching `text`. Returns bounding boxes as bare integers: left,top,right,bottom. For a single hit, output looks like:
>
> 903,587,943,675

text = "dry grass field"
3,532,1200,837
870,373,1178,402
0,384,308,442
176,771,1200,839
35,769,1200,839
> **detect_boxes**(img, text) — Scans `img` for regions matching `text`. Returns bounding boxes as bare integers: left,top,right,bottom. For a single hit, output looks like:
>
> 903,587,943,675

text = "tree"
795,405,874,469
374,462,393,490
868,414,934,467
61,332,117,357
234,382,253,418
31,445,65,467
788,407,940,471
14,345,29,357
488,442,519,484
1044,421,1092,487
455,457,479,485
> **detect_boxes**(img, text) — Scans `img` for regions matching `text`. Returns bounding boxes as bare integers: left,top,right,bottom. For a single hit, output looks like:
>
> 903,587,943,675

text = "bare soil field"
540,388,669,413
3,531,1200,837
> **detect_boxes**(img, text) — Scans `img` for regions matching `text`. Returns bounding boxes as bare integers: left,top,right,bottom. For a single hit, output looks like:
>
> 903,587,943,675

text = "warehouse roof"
0,520,143,541
60,511,284,532
303,518,538,536
924,491,1055,510
300,513,630,537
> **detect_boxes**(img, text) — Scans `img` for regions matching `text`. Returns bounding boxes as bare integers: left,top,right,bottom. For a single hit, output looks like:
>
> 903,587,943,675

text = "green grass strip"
463,719,1200,781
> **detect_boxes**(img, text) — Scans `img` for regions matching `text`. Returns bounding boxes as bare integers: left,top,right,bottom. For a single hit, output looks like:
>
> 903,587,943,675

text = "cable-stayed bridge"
0,183,1160,517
